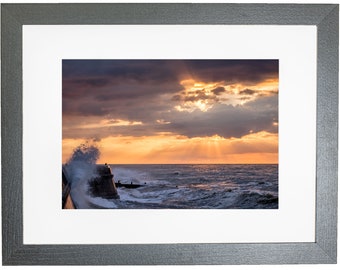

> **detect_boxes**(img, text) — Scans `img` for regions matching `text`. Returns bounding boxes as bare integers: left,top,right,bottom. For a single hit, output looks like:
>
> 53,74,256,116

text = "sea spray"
63,143,102,208
67,143,100,165
62,147,278,209
64,143,100,186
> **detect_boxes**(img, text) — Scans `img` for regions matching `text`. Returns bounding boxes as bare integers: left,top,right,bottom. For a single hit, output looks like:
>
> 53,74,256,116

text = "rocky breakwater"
88,164,120,199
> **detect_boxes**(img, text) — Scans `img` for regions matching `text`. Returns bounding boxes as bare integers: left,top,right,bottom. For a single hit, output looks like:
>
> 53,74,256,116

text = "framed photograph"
1,3,338,265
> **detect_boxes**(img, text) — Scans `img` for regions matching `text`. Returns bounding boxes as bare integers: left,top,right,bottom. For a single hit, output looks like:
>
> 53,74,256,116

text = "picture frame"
1,3,338,265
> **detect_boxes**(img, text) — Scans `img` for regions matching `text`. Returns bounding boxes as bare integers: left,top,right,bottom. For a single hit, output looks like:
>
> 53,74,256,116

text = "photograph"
2,2,337,266
62,59,279,209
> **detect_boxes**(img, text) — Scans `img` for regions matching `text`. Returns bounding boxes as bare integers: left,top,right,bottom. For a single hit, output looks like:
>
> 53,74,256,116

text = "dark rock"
88,165,120,199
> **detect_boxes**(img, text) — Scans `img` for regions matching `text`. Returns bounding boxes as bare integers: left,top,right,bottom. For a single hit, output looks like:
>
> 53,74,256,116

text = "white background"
1,0,339,269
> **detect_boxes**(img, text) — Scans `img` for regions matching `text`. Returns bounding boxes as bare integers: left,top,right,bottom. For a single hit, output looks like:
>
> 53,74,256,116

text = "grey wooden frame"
1,3,338,265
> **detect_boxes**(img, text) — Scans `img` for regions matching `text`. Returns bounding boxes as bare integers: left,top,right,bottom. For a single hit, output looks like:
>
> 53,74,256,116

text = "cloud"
63,60,181,84
172,90,218,103
212,86,226,95
63,94,277,140
179,60,278,84
162,95,278,139
63,60,278,103
239,89,257,95
63,60,278,140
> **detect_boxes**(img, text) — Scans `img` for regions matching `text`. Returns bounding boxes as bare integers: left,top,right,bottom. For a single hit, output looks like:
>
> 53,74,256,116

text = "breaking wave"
63,143,118,209
62,147,278,209
67,143,100,165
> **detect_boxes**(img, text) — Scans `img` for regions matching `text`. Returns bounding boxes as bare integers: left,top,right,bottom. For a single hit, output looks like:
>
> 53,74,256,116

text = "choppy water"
63,144,278,209
92,164,278,209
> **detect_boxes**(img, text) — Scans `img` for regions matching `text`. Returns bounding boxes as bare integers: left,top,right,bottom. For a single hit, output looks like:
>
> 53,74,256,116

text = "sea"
63,145,278,209
111,164,278,209
67,164,278,209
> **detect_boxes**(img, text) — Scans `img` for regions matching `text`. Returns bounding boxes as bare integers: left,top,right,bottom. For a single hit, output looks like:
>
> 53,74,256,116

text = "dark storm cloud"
181,60,278,84
239,89,257,95
172,90,218,103
157,95,278,139
63,60,278,139
62,60,278,99
63,60,181,83
62,60,185,116
171,94,182,102
239,89,278,96
63,94,278,140
63,81,183,117
73,78,110,87
212,87,226,95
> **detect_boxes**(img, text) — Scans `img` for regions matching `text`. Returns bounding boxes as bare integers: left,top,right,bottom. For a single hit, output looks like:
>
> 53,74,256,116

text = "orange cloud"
62,131,278,164
173,77,278,112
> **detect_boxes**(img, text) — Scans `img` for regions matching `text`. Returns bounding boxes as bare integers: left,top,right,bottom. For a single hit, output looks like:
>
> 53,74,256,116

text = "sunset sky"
62,60,278,164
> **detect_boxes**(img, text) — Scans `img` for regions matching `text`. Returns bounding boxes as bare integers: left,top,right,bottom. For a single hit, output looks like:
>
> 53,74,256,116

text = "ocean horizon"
103,164,278,209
